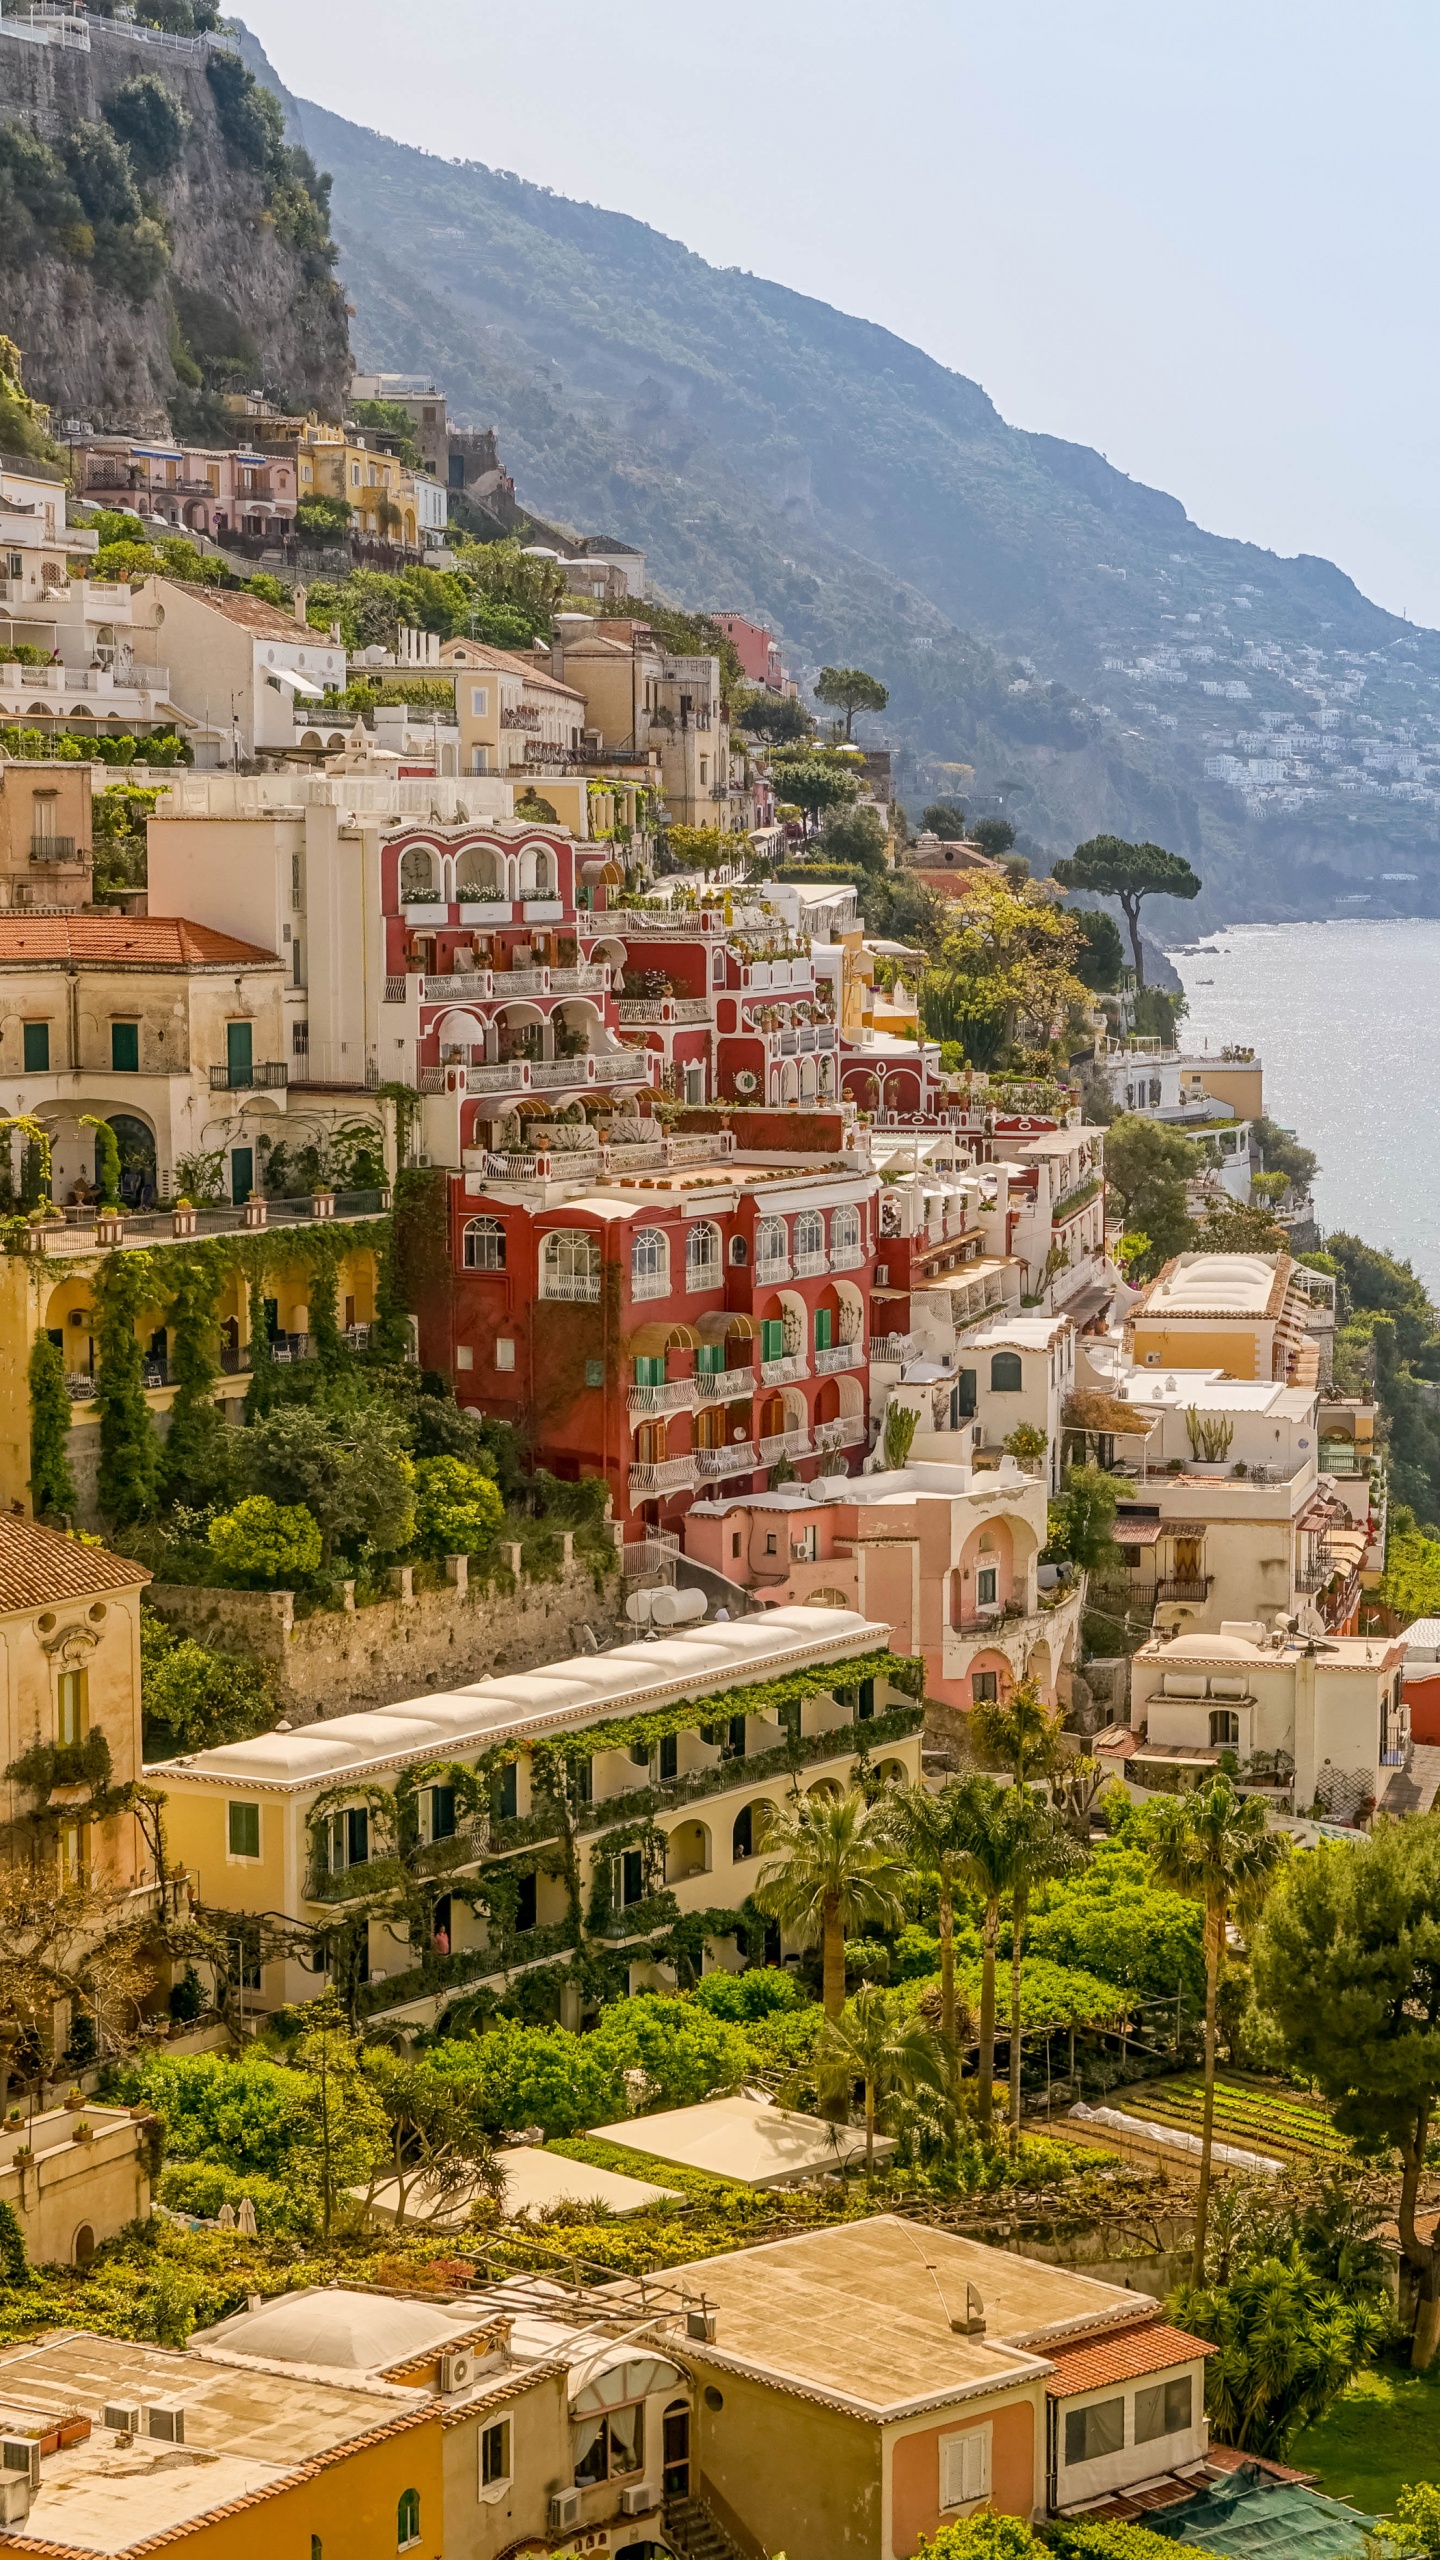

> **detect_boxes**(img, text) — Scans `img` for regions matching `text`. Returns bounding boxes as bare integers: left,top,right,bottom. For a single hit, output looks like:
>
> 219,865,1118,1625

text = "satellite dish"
649,1585,707,1627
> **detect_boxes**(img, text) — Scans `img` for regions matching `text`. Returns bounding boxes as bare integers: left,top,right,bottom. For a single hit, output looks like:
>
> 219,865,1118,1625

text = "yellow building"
0,2328,444,2560
0,1509,151,1890
151,1606,923,2026
0,1216,382,1523
1126,1250,1327,1388
0,2100,154,2269
293,419,421,547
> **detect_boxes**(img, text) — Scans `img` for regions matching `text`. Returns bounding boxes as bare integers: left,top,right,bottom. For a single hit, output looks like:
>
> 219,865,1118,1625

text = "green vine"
28,1330,76,1521
79,1116,121,1210
160,1250,230,1506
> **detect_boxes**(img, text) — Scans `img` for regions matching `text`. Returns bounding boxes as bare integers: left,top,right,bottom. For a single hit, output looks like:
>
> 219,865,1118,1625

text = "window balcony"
793,1250,829,1278
30,835,78,863
631,1270,671,1302
869,1334,919,1366
627,1378,697,1415
815,1340,864,1374
209,1061,288,1091
695,1359,753,1398
754,1256,792,1285
628,1454,700,1497
829,1242,864,1270
1155,1577,1210,1603
814,1415,866,1452
696,1443,757,1477
758,1427,812,1465
540,1271,602,1303
760,1351,808,1386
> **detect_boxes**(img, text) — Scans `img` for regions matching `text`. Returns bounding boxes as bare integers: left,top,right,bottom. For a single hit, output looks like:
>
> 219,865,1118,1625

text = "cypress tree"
161,1248,234,1506
27,1330,76,1520
94,1249,161,1523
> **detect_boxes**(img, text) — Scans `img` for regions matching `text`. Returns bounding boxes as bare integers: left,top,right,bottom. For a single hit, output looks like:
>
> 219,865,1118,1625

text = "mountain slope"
252,40,1440,925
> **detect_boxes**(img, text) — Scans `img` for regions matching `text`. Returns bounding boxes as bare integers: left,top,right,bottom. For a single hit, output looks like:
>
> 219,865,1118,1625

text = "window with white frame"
463,1217,506,1270
1135,2377,1193,2445
830,1204,861,1259
541,1229,602,1301
794,1209,825,1264
632,1226,670,1299
470,687,489,717
398,845,436,902
479,2417,511,2494
756,1214,788,1269
939,2427,991,2510
685,1221,722,1291
1065,2398,1125,2465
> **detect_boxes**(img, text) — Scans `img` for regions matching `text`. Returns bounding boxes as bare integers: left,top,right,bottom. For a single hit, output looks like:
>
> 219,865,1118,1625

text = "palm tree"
1002,1792,1082,2146
969,1677,1064,1784
924,1774,1028,2134
811,1985,946,2171
752,1788,906,2019
880,1779,983,2052
1145,1772,1286,2279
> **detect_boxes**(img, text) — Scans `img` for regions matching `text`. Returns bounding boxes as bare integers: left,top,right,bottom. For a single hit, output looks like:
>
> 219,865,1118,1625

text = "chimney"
292,586,308,626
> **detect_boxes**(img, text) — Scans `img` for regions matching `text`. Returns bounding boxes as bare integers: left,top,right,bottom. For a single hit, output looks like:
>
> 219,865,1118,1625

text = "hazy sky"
239,0,1440,626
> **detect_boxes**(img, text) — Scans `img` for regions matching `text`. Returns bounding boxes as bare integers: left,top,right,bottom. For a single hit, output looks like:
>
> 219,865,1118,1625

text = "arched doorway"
98,1115,156,1207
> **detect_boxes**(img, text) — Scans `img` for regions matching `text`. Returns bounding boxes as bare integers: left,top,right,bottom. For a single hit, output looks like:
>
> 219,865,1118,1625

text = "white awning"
569,2350,684,2415
266,667,326,699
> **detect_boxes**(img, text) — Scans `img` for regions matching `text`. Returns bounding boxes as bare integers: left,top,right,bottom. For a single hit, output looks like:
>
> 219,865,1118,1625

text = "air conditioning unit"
103,2404,142,2438
0,2440,39,2490
439,2353,475,2395
686,2307,717,2342
619,2484,659,2518
146,2402,185,2445
549,2490,583,2531
0,2478,32,2528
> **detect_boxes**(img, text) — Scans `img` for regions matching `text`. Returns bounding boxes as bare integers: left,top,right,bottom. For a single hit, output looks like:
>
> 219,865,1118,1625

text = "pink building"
714,613,794,695
681,1458,1084,1714
71,437,296,542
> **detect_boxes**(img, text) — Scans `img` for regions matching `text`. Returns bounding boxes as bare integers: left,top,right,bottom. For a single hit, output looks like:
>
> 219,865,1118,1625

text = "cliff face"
0,19,349,437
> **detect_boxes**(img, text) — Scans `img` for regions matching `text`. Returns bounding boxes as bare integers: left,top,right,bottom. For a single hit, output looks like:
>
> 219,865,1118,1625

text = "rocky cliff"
0,17,349,438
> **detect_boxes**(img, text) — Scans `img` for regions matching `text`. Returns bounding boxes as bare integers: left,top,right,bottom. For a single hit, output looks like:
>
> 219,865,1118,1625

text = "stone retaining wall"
148,1550,623,1716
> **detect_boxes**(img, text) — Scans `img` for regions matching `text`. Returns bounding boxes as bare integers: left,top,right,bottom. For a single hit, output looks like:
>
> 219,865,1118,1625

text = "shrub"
104,74,189,180
141,1612,273,1754
28,1331,76,1521
411,1455,503,1559
691,1969,801,2021
157,2160,309,2237
207,1494,322,1587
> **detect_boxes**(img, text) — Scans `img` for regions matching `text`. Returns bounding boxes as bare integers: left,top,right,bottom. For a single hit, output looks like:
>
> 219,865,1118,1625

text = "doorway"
231,1146,254,1205
662,2403,690,2499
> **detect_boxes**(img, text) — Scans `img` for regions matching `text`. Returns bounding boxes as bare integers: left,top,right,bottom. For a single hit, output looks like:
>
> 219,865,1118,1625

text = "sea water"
1166,920,1440,1293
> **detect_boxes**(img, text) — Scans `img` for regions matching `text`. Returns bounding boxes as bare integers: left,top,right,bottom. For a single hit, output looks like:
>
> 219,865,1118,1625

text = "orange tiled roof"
0,917,279,967
162,581,312,643
0,1514,149,1611
1043,2319,1215,2398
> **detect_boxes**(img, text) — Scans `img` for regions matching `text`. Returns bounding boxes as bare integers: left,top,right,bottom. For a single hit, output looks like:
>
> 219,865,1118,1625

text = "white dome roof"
212,2287,476,2371
1163,1632,1263,1661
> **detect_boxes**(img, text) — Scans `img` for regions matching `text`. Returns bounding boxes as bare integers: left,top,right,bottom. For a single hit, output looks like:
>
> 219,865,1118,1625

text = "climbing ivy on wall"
160,1249,231,1506
27,1330,76,1521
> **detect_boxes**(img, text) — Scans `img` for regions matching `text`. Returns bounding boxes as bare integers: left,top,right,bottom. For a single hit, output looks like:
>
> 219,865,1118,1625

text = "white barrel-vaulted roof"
151,1605,893,1792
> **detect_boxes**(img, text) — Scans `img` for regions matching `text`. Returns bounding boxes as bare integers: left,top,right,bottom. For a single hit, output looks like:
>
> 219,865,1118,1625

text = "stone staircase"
664,2493,749,2560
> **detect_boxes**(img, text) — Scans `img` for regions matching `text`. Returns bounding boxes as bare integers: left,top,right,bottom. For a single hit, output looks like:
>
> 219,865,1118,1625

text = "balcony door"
226,1020,254,1087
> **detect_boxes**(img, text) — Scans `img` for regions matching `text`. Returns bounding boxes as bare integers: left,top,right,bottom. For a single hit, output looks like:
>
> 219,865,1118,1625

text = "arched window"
397,2490,421,2551
1209,1709,1240,1748
631,1227,669,1300
455,842,499,898
541,1229,601,1301
830,1205,861,1260
794,1210,825,1266
755,1215,787,1271
72,2223,95,2267
399,845,436,903
463,1216,506,1271
685,1222,722,1292
990,1351,1023,1392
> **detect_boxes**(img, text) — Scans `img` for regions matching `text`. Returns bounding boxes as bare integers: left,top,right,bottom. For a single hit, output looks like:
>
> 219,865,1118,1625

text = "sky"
237,0,1440,626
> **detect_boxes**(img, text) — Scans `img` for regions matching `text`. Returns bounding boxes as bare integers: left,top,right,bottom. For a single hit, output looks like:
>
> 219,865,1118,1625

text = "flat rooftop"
152,1603,890,1791
0,2333,423,2556
645,2216,1154,2418
1115,1372,1313,1417
589,2095,893,2189
357,2147,680,2226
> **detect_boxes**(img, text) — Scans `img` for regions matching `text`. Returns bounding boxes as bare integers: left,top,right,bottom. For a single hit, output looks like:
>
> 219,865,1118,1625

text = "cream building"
1126,1251,1329,1389
151,1606,923,2028
1128,1623,1408,1819
127,579,347,764
0,761,93,911
0,912,288,1209
0,1511,151,1888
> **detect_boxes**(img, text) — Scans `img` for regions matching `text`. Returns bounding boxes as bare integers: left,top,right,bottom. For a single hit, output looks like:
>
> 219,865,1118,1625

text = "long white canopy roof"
154,1604,892,1792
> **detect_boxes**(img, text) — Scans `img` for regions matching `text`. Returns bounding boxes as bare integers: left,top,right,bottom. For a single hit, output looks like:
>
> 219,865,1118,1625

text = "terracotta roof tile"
160,581,311,643
0,1515,149,1611
0,918,279,967
1044,2318,1216,2398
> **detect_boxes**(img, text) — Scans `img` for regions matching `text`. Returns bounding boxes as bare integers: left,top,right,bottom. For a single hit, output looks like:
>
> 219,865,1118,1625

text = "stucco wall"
148,1556,623,1716
691,2362,881,2560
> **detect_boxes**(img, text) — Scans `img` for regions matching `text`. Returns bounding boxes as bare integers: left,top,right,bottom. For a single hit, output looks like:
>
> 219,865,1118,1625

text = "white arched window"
399,844,437,903
830,1205,861,1264
631,1227,669,1301
455,841,500,899
685,1221,722,1292
794,1209,825,1270
463,1217,506,1271
541,1228,601,1301
755,1216,788,1274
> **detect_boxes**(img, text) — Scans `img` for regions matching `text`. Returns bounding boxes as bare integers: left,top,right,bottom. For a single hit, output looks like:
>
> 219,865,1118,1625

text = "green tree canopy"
735,691,811,743
814,664,888,738
768,748,863,833
922,877,1088,1069
1051,836,1202,984
240,1398,415,1562
411,1456,503,1559
921,800,967,836
1102,1114,1197,1275
1252,1817,1440,2364
970,817,1017,861
1047,1465,1124,1575
752,1789,907,2018
1072,908,1126,992
208,1494,323,1587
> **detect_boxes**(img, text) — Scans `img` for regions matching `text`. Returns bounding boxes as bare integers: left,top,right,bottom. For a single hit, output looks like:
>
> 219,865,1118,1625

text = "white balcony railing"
696,1443,757,1477
793,1251,829,1279
815,1416,866,1452
815,1340,865,1375
627,1379,698,1415
754,1257,792,1286
628,1454,700,1497
696,1363,754,1399
760,1351,808,1386
829,1243,865,1270
869,1334,919,1365
540,1274,603,1304
631,1270,671,1302
758,1427,811,1465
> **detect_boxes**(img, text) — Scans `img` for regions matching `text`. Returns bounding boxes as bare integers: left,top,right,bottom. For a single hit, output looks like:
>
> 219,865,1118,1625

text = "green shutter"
22,1022,48,1073
111,1021,139,1073
760,1318,785,1361
815,1308,832,1351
